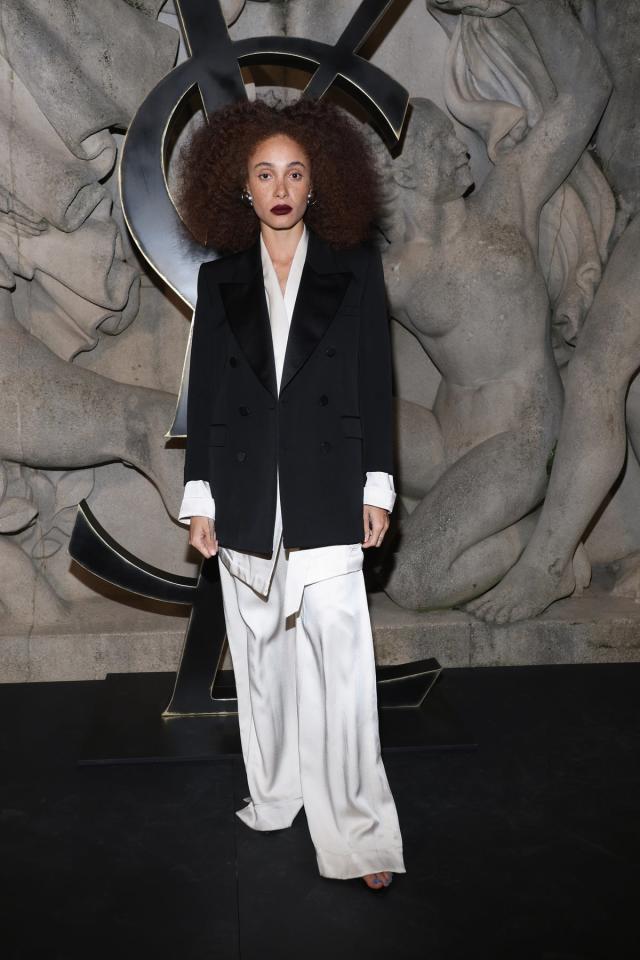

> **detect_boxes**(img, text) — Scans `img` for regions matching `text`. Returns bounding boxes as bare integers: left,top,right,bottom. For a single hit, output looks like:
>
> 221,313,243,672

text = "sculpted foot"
572,543,592,596
463,554,581,624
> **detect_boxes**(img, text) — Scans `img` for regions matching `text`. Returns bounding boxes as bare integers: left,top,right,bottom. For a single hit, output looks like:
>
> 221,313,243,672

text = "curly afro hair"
175,96,384,253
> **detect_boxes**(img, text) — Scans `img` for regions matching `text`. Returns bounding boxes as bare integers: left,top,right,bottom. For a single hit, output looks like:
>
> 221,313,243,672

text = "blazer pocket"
340,415,363,439
208,423,228,447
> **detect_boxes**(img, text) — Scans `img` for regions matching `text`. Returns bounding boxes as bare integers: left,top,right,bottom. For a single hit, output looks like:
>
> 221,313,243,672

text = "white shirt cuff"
178,479,215,526
363,472,396,512
179,473,395,525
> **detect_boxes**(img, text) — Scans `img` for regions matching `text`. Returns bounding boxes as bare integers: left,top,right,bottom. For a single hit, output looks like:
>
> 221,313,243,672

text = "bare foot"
362,871,393,889
463,545,590,624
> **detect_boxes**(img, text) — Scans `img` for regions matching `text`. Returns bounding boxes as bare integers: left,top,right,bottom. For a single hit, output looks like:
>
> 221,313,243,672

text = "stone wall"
2,0,639,682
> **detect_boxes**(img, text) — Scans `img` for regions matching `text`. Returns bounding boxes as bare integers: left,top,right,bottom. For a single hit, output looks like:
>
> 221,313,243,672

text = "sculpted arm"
434,0,612,235
508,0,611,206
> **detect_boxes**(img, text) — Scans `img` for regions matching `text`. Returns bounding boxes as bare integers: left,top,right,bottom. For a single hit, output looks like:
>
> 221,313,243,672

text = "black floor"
1,662,638,960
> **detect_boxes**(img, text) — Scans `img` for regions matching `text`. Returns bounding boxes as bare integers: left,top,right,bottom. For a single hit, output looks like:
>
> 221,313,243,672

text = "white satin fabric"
220,519,406,879
184,223,406,878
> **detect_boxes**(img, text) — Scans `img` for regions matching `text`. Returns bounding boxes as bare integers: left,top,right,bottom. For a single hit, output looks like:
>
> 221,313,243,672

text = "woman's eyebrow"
253,160,306,168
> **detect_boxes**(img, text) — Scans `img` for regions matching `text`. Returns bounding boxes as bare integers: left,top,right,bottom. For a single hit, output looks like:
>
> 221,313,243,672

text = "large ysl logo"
70,0,413,719
120,0,409,438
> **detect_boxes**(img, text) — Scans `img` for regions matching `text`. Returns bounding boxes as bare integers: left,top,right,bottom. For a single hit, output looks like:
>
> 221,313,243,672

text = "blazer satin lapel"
218,239,278,400
280,229,352,393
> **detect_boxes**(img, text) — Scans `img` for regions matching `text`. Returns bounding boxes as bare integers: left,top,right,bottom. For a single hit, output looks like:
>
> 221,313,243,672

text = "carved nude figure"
466,208,640,622
379,0,611,610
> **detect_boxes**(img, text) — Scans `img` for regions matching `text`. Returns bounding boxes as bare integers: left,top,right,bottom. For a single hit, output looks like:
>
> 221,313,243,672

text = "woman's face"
245,134,311,231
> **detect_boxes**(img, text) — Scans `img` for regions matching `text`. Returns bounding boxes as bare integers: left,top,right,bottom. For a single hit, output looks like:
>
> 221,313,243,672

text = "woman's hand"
189,516,218,558
362,505,390,549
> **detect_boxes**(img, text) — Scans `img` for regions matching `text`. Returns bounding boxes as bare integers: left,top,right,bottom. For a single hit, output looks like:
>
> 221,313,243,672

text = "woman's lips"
271,205,292,214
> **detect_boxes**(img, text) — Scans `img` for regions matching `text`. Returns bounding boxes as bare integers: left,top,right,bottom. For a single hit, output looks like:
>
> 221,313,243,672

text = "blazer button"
239,405,250,416
319,394,329,406
229,355,238,367
325,346,336,357
236,450,246,462
320,441,331,453
280,397,288,406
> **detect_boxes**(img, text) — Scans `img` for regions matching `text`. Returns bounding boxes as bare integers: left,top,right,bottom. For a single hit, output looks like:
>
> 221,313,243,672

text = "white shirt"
178,223,396,617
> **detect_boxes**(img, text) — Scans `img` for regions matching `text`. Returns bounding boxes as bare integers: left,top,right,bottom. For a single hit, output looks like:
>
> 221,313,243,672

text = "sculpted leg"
385,427,553,610
394,397,446,500
467,214,640,623
625,372,640,466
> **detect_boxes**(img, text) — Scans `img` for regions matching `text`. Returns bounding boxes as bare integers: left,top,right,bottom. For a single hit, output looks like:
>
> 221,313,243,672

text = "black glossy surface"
78,664,474,765
69,504,234,718
2,662,638,959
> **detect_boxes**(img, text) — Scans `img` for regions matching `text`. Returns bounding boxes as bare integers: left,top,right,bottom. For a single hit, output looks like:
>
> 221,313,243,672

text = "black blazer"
184,224,394,552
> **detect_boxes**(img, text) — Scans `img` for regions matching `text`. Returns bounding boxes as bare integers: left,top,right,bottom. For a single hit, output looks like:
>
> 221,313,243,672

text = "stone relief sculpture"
2,0,640,657
456,0,640,621
572,0,640,529
0,1,197,624
374,0,612,611
0,1,253,626
372,0,640,625
571,0,640,230
0,284,184,623
385,0,640,623
467,212,640,621
431,3,615,369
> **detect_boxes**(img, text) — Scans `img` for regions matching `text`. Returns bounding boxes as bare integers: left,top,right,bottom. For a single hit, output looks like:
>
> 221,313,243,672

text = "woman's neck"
260,219,305,268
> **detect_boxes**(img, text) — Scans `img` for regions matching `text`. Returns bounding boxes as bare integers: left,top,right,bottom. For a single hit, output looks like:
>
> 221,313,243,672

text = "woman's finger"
363,508,372,545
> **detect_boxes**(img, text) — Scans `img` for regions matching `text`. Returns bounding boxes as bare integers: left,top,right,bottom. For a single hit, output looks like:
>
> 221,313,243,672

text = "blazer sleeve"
358,244,395,475
183,262,227,485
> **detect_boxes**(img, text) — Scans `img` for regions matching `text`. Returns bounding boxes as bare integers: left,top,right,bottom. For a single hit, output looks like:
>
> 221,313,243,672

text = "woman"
176,97,406,889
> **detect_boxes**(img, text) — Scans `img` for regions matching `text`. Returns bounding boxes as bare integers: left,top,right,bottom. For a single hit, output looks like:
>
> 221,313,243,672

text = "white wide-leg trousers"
218,533,407,880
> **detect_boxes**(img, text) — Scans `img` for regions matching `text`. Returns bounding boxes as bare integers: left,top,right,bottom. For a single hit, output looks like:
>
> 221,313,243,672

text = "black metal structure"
77,666,478,767
70,500,448,721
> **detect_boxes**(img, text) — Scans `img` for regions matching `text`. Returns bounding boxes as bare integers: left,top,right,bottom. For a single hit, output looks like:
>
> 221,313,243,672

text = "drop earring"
307,189,317,207
241,188,254,208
